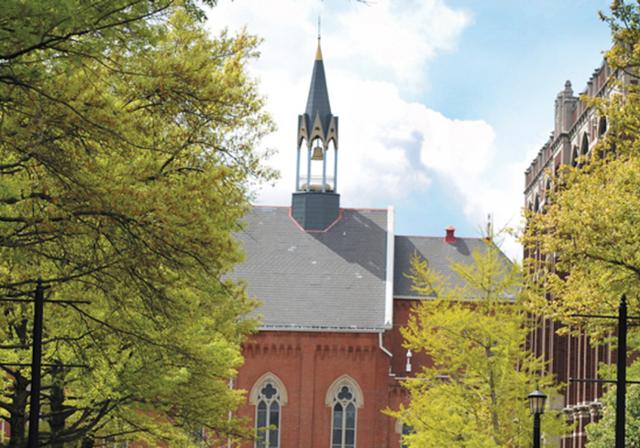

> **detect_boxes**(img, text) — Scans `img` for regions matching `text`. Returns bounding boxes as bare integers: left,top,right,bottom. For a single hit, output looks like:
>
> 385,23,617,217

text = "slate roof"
233,206,388,331
233,206,514,331
393,235,512,299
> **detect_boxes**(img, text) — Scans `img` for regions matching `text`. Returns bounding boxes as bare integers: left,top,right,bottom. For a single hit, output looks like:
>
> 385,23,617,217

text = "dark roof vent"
444,225,456,244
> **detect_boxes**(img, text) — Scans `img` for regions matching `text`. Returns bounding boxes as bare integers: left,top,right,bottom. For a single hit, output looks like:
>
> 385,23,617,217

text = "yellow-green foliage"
585,362,640,447
522,1,640,332
389,246,566,447
523,2,640,445
0,1,274,446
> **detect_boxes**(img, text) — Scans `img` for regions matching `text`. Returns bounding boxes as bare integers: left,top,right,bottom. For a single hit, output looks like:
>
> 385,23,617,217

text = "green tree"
522,0,640,329
522,2,640,445
585,367,640,447
389,246,566,447
0,1,274,447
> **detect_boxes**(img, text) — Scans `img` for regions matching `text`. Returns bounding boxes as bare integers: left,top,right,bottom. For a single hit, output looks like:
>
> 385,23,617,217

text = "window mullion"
266,398,271,448
342,401,347,447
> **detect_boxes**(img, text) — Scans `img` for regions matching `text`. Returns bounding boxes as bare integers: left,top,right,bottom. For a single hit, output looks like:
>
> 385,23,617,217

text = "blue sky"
207,0,612,259
396,0,612,247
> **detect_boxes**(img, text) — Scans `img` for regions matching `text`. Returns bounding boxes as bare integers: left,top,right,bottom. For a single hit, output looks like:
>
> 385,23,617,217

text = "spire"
304,42,332,136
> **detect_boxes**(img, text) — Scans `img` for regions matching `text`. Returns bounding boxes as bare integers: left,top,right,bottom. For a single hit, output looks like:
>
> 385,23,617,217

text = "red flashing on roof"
287,208,344,233
341,206,388,212
444,225,456,244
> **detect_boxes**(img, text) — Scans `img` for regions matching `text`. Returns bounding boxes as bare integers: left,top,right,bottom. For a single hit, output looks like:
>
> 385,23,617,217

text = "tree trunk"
8,305,30,447
8,374,28,448
48,363,66,448
81,435,95,448
486,348,501,445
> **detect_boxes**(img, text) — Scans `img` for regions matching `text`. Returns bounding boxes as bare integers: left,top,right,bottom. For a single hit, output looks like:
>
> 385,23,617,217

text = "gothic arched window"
581,133,589,156
256,382,280,448
571,146,579,167
598,116,607,137
249,373,288,448
401,424,413,448
326,375,363,448
331,385,357,448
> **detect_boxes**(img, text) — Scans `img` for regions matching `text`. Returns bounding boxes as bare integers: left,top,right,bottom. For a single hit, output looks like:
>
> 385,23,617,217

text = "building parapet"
524,60,613,194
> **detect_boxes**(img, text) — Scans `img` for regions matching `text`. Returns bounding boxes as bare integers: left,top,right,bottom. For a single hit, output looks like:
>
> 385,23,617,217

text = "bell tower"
291,36,340,230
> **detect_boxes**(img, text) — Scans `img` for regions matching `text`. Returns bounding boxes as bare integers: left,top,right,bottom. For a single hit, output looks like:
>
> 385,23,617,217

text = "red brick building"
231,40,509,448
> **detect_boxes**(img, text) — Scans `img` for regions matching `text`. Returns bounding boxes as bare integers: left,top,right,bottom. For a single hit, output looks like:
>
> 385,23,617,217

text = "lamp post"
528,389,547,448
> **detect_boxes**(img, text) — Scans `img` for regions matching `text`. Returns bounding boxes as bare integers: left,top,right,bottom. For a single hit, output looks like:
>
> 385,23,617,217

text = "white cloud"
206,0,525,259
333,0,471,88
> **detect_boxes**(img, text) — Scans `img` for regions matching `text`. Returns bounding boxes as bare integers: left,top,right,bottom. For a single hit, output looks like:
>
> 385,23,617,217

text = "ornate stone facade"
524,60,622,448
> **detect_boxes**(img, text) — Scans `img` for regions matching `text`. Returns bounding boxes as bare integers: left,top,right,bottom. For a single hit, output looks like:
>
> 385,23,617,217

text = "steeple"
292,36,340,231
298,37,338,152
304,38,333,137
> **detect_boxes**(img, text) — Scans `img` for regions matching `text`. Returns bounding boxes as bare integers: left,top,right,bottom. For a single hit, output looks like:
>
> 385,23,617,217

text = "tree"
522,0,640,329
522,1,640,445
585,367,640,447
0,1,274,446
584,332,640,447
388,245,566,447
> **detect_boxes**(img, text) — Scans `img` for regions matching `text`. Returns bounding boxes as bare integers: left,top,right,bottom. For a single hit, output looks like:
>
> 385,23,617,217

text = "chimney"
445,225,456,244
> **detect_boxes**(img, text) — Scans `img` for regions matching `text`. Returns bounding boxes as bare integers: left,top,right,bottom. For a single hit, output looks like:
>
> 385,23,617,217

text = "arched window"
581,133,589,156
598,116,607,137
250,373,288,448
326,376,363,448
571,146,579,167
331,385,357,448
256,383,280,448
401,424,413,448
545,177,552,196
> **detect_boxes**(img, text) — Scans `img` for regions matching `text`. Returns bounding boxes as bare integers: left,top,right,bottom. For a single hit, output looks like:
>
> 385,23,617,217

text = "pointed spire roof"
304,38,333,136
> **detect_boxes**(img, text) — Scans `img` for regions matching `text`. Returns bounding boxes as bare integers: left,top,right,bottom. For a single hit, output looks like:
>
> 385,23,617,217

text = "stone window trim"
324,375,364,409
251,372,287,448
249,372,288,406
326,375,363,448
395,422,413,448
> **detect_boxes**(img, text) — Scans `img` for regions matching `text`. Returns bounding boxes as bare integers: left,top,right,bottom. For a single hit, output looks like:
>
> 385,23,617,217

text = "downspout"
378,332,392,358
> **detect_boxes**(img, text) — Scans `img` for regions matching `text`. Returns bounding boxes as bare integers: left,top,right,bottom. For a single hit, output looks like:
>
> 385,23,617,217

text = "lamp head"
527,389,547,415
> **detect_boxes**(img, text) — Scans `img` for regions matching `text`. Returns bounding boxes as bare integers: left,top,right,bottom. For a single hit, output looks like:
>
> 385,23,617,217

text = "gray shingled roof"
233,207,388,331
393,235,512,299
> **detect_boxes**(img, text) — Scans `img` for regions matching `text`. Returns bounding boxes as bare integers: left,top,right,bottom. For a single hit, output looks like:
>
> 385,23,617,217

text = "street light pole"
533,412,541,448
528,389,547,448
27,279,44,448
615,295,627,448
0,283,90,447
568,294,639,447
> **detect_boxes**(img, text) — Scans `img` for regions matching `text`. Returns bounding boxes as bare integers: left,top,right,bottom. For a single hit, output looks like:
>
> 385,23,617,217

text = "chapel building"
232,39,510,448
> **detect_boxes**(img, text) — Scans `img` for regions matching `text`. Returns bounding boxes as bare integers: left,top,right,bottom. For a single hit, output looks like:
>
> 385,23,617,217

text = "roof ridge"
396,234,486,240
